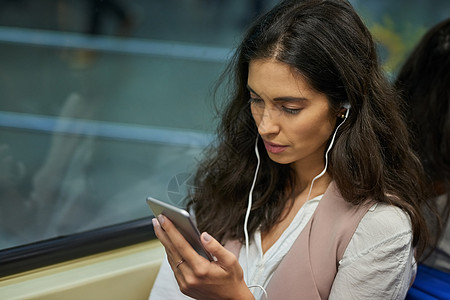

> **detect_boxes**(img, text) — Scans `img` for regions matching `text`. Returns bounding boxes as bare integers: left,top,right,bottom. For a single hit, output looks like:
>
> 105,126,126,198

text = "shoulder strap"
266,181,372,299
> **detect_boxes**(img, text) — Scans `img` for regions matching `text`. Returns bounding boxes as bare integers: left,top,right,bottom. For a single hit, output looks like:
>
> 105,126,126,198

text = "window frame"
0,217,155,277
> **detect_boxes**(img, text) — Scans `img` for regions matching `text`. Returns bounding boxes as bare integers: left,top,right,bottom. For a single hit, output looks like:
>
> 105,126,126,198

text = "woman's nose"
257,107,280,136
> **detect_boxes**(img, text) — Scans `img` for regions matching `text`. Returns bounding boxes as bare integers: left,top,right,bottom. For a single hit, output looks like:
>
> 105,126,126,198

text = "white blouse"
149,195,416,300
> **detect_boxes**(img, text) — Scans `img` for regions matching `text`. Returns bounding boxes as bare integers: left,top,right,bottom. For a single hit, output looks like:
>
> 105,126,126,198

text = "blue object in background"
406,265,450,300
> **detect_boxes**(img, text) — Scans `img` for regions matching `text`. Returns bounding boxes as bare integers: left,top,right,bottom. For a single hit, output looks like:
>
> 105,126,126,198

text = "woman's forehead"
247,59,316,98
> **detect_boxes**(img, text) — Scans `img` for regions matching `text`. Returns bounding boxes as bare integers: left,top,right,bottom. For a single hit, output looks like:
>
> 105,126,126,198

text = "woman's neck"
260,170,332,254
292,157,331,195
293,172,332,203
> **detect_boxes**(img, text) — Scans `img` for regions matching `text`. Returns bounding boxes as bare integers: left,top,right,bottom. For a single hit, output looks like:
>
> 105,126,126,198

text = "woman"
150,0,429,299
395,18,450,273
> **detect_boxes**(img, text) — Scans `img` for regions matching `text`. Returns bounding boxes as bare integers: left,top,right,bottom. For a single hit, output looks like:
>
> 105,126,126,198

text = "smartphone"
146,197,213,261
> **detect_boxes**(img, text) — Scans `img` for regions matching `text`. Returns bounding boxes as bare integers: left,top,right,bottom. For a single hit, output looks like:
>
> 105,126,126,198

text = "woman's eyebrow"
247,84,260,97
272,96,306,103
247,84,306,103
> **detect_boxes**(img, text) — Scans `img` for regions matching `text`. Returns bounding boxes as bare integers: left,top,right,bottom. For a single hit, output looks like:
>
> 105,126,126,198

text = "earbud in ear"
339,102,351,119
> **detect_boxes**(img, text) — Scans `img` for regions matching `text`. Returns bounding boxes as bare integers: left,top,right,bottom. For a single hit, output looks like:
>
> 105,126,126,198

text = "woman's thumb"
201,232,235,266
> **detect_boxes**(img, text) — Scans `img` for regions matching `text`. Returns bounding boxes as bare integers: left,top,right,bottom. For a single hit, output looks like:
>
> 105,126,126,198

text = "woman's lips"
263,141,287,154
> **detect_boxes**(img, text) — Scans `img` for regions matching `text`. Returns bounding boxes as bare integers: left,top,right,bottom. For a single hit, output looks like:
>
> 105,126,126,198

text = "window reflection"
0,0,449,252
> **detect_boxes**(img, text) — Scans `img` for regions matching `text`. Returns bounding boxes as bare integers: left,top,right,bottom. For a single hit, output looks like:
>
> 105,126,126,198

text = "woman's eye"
282,106,301,114
249,97,263,105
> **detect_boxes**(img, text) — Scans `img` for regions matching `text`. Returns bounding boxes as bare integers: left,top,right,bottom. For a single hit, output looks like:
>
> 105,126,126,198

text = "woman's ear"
337,102,351,119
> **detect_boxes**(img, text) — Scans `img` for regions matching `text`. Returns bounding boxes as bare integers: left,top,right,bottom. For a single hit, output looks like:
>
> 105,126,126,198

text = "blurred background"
0,0,449,251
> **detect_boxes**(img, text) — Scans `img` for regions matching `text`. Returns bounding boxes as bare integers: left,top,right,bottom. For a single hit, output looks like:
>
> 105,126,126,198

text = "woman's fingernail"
157,214,165,225
202,232,211,242
152,218,159,228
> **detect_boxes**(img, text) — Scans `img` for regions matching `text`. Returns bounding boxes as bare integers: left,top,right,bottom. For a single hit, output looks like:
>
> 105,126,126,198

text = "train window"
0,0,448,277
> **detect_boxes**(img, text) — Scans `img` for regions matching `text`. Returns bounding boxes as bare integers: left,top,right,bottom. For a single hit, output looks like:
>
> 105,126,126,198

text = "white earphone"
243,136,267,297
244,102,351,299
306,102,350,200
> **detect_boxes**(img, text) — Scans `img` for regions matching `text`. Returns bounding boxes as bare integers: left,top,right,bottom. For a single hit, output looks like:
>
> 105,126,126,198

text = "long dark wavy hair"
188,0,429,257
395,18,450,256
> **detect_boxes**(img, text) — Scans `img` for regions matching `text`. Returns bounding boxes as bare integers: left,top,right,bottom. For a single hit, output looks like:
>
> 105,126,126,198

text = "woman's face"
248,59,337,169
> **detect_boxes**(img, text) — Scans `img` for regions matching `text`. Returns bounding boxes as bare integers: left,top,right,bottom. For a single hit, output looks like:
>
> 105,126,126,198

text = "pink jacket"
225,181,372,299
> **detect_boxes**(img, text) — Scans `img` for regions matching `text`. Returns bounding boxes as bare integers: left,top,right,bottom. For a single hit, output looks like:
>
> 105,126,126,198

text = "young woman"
395,18,450,273
150,0,429,298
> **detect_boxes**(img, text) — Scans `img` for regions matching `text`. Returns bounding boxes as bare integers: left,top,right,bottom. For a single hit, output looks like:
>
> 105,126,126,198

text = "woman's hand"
152,215,254,300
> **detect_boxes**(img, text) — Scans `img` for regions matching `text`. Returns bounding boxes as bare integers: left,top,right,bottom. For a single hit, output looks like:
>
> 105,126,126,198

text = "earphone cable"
244,136,267,298
306,108,349,201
